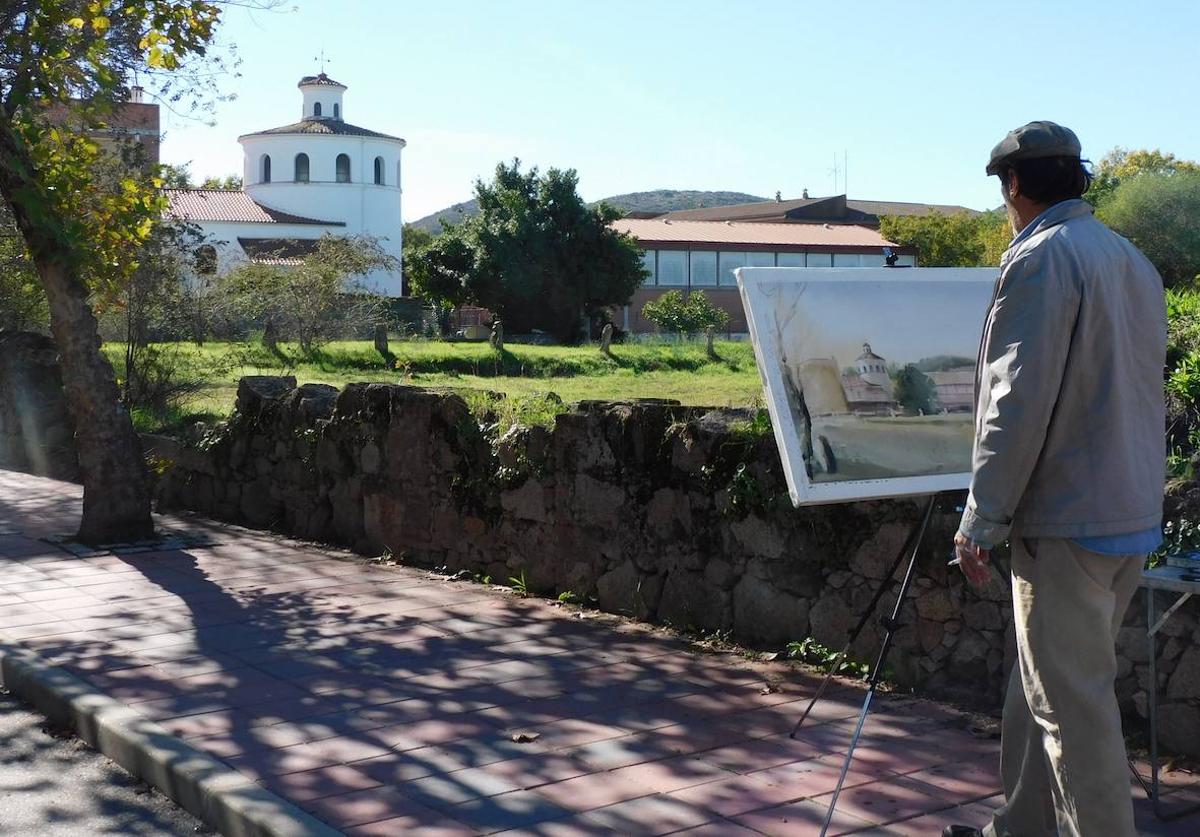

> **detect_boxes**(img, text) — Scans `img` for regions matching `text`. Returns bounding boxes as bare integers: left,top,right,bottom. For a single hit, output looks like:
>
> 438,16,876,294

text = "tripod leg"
790,502,929,739
818,494,936,837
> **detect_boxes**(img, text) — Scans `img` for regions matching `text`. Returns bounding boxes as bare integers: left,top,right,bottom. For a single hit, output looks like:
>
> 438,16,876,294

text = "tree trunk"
37,258,154,543
0,116,152,544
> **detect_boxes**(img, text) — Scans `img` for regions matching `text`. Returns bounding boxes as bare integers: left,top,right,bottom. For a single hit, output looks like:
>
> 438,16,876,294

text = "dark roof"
238,237,321,265
240,118,404,142
662,195,977,227
298,72,346,89
164,189,344,226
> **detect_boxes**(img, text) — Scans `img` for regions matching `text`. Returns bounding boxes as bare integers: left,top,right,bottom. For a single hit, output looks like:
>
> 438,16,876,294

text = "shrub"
641,290,730,335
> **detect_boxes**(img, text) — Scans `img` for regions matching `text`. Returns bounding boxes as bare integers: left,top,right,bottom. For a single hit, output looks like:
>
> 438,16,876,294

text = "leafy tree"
159,162,193,188
0,212,49,331
879,210,1006,267
977,210,1012,265
1097,172,1200,287
200,173,241,189
217,235,394,353
0,2,249,542
893,364,938,415
405,223,472,335
466,160,645,343
641,290,730,335
1086,147,1200,210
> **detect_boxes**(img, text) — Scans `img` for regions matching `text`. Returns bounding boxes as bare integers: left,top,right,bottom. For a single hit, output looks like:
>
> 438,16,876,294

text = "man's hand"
954,532,991,587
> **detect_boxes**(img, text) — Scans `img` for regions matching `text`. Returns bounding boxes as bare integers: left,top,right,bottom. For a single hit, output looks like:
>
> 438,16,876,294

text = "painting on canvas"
737,267,999,506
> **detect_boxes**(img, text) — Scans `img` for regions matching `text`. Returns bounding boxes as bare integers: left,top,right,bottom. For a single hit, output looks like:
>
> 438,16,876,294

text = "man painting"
945,122,1166,837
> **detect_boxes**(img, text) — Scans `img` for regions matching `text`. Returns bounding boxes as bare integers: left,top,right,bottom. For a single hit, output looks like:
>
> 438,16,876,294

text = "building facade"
611,218,917,334
167,73,406,295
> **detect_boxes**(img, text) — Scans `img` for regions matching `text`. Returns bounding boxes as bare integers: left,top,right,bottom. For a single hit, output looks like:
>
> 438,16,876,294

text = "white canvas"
737,267,999,506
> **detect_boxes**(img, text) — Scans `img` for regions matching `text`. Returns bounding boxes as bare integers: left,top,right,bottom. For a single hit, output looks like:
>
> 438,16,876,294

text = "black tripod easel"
789,493,941,837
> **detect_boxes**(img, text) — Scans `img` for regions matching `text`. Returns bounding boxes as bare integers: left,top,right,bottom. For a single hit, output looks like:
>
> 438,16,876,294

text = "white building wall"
239,132,404,296
300,84,345,120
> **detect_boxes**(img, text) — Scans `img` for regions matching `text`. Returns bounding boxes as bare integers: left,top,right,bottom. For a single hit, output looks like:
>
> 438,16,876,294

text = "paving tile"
448,790,575,833
260,763,383,802
303,785,438,828
667,770,813,818
875,797,1000,836
822,776,951,826
4,472,1199,837
732,797,877,836
573,793,717,835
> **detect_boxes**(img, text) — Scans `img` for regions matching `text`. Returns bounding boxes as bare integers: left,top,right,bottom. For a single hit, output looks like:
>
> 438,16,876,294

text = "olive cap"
986,121,1082,175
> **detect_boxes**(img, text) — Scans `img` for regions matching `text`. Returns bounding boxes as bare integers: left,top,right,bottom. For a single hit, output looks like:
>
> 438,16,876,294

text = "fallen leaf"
510,731,540,743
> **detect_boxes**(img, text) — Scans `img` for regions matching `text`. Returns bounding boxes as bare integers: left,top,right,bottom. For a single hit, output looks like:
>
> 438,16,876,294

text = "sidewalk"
0,469,1196,836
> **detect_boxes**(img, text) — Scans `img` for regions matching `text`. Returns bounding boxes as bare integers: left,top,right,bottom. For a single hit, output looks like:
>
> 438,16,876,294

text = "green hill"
407,189,766,234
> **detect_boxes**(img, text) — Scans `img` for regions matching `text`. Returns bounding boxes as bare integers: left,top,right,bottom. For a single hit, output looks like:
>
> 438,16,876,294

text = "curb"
0,642,342,837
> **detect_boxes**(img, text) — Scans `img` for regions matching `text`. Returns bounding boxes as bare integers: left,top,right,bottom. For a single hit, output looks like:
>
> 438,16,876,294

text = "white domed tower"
855,342,892,390
238,73,406,295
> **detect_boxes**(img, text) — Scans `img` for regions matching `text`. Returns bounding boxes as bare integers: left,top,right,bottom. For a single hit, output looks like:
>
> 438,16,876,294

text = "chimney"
129,85,144,103
775,191,781,202
802,188,810,199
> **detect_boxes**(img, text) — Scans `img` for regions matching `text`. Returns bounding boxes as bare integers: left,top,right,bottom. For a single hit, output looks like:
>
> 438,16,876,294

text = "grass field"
103,339,766,431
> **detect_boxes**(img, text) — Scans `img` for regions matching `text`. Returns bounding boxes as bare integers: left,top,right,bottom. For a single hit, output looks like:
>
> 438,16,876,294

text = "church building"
166,73,406,296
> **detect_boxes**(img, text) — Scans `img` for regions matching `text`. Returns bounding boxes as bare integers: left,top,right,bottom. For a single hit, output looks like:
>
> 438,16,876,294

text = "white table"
1140,564,1200,820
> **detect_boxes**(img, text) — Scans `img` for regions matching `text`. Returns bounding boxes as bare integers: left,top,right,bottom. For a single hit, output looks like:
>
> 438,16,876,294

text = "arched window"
373,156,384,185
336,153,351,183
194,244,217,275
333,103,340,119
313,102,322,117
294,153,309,182
260,154,271,183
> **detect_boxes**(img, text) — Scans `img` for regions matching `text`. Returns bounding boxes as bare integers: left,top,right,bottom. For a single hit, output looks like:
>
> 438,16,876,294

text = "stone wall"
0,331,78,481
156,376,1200,756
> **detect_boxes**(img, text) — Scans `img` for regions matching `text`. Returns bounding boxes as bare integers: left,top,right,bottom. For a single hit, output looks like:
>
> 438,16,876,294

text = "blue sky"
160,0,1200,222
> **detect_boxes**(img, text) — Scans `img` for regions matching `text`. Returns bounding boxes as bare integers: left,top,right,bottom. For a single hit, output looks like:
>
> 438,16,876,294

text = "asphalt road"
0,690,211,836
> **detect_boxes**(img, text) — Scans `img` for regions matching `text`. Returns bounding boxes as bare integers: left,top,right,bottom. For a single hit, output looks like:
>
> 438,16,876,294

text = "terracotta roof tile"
240,118,403,141
298,72,346,88
610,218,897,248
164,189,343,226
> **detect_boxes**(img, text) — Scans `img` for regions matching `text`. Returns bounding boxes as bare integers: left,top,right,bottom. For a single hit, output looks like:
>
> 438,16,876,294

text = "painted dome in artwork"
855,342,891,388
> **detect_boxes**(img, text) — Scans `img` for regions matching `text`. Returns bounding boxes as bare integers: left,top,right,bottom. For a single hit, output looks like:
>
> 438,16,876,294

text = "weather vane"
314,48,331,74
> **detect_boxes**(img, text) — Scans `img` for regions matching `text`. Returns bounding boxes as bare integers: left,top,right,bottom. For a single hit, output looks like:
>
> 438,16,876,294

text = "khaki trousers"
984,536,1143,837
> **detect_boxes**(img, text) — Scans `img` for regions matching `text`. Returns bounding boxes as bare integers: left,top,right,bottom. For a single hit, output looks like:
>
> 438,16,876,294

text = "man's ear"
1006,169,1021,201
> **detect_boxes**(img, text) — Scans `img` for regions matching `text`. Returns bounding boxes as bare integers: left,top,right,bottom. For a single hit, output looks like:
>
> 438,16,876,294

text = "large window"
294,153,310,182
859,252,887,267
336,153,351,183
718,251,747,286
260,154,271,184
374,156,385,185
314,102,322,117
690,251,718,286
657,251,687,286
806,251,832,267
640,251,656,286
777,252,804,267
746,252,775,267
833,253,861,267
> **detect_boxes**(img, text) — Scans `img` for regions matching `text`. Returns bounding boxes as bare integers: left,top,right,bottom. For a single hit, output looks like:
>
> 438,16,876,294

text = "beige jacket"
959,199,1166,547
